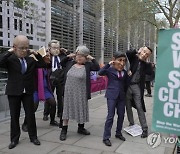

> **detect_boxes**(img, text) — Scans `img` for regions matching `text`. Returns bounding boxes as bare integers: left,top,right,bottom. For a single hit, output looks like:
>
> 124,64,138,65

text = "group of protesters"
0,35,154,149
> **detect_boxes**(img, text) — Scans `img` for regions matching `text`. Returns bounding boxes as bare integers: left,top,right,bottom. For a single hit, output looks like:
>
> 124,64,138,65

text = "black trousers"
145,81,151,94
24,98,56,124
44,83,64,119
8,94,37,142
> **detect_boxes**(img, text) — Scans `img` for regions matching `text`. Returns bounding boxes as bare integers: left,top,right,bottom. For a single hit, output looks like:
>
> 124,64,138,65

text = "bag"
50,68,64,86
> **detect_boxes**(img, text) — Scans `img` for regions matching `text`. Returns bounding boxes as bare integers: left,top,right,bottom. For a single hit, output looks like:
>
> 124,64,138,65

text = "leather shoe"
22,124,28,132
60,130,67,141
31,139,41,145
50,121,59,126
103,139,112,146
43,115,48,121
8,141,18,149
77,128,90,135
115,134,126,141
141,130,148,138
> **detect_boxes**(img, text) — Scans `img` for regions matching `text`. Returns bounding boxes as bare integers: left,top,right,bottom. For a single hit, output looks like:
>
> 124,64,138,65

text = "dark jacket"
98,64,128,100
49,52,67,86
126,49,152,112
0,52,46,95
61,57,100,100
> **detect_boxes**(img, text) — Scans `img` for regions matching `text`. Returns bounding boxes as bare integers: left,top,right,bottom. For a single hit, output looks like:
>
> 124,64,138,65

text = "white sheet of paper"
37,46,46,57
124,124,143,137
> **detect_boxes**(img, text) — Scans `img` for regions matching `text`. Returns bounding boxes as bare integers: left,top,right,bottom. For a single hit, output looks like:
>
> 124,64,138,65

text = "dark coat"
98,64,128,100
60,57,100,100
126,49,152,112
0,52,46,95
49,52,67,86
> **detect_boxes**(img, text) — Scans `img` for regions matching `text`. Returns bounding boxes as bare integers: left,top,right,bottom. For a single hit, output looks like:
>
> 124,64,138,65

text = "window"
27,36,33,40
29,45,33,49
0,32,2,37
14,19,17,30
7,17,10,30
8,33,10,38
7,9,9,14
31,24,33,34
0,15,2,28
26,29,29,34
19,20,22,31
14,12,22,17
0,40,3,46
0,7,2,12
8,41,10,47
26,23,29,26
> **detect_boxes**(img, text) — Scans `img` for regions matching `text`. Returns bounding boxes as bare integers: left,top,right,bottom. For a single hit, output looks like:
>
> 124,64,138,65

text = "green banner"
152,29,180,135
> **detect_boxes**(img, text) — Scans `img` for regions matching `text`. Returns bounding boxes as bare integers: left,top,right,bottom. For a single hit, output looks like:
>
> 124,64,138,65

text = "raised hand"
109,61,114,65
87,55,94,60
67,53,76,58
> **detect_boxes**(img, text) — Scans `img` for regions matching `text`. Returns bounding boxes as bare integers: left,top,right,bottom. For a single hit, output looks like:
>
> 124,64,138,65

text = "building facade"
0,0,50,51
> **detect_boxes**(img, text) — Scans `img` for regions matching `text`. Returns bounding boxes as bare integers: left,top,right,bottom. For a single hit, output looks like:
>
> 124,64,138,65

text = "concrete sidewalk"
0,93,176,154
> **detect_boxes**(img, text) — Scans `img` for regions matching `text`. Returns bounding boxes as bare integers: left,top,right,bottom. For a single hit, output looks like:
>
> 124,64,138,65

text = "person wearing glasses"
59,45,100,141
0,35,46,149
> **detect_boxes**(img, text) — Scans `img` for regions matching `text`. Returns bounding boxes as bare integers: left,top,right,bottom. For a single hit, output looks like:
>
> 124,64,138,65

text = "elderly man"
0,35,45,149
126,46,153,138
43,40,67,128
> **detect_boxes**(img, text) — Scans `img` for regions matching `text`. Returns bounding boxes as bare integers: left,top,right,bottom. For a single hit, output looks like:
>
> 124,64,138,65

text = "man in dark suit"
43,40,67,128
0,35,45,149
99,52,128,146
126,47,153,138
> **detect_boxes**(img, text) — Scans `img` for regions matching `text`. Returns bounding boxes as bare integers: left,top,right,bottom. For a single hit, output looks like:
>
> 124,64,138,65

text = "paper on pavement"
124,124,143,137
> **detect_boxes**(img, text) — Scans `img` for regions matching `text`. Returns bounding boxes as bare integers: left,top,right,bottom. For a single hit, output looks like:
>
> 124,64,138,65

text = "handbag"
50,68,64,86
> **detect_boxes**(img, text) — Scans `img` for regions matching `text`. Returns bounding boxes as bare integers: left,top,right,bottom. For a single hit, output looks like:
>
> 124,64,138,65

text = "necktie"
118,72,122,78
54,56,59,68
21,58,26,74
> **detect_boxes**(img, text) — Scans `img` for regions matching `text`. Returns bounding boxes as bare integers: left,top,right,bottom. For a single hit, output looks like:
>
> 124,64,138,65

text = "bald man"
0,35,46,149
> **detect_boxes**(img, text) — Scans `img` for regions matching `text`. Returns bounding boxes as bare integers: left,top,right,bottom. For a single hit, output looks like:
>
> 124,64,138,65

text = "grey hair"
48,40,60,47
75,45,89,56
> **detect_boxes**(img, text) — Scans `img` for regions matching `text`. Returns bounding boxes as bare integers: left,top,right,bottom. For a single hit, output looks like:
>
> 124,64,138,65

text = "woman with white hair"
59,45,100,141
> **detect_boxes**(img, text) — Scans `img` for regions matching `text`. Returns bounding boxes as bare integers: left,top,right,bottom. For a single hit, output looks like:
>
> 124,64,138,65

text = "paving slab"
2,128,54,140
40,130,84,145
0,123,10,135
115,141,165,154
74,135,123,152
48,144,102,154
0,135,12,150
1,139,60,154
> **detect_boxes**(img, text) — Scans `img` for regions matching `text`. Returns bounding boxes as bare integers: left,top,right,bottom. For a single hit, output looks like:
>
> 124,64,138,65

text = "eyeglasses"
50,47,59,50
16,47,29,51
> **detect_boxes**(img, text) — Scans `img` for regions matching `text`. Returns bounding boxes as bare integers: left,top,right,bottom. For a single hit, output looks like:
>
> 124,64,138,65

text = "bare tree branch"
174,9,180,26
153,0,170,21
172,0,178,9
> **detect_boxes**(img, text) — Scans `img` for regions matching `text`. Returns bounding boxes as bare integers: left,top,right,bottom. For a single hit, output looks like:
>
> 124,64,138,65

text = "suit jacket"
60,57,100,100
98,64,128,100
126,49,153,112
0,52,46,96
49,52,67,85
